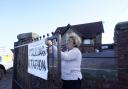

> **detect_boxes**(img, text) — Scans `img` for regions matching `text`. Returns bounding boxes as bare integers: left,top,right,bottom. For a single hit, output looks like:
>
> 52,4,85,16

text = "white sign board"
28,39,48,80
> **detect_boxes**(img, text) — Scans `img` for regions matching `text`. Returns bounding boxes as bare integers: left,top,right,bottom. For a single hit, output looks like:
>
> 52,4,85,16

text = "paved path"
0,68,13,89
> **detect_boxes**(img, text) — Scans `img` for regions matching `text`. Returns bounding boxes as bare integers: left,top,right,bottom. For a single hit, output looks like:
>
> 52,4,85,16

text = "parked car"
0,46,13,80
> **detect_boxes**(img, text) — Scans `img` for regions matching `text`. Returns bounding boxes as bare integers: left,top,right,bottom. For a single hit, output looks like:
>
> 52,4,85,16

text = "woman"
48,33,82,89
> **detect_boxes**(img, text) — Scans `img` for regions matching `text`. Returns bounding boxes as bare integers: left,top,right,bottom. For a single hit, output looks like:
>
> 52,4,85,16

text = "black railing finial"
43,35,45,38
47,33,49,37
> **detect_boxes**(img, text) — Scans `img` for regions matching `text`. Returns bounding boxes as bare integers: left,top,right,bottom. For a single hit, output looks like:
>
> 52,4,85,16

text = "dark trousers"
62,79,81,89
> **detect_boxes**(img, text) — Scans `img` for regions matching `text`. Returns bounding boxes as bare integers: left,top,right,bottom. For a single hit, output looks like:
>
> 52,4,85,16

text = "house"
54,21,104,53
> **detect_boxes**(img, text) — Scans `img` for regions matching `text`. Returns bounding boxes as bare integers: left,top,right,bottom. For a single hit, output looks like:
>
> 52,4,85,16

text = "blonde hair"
68,32,81,47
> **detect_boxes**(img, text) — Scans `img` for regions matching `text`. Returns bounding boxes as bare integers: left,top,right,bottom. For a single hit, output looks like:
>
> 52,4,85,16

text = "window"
83,39,94,44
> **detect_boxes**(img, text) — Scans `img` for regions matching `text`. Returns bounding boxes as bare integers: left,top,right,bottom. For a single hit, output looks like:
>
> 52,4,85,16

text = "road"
0,68,13,89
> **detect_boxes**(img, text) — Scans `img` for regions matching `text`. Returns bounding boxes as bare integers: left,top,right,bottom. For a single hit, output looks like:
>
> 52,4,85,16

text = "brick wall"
114,21,128,88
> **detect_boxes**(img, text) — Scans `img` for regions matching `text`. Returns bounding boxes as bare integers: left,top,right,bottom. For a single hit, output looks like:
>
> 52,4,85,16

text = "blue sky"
0,0,128,49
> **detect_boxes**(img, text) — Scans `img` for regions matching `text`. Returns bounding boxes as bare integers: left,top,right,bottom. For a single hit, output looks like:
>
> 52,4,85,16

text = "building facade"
54,21,104,53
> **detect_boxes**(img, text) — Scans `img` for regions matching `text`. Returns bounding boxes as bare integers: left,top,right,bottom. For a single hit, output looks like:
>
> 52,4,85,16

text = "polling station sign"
28,39,48,80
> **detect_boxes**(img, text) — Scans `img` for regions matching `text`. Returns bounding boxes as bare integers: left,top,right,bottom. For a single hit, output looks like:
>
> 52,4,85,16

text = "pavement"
0,68,13,89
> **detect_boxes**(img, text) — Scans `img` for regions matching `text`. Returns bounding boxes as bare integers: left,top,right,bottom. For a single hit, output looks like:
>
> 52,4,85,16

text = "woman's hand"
47,40,52,46
45,39,52,46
